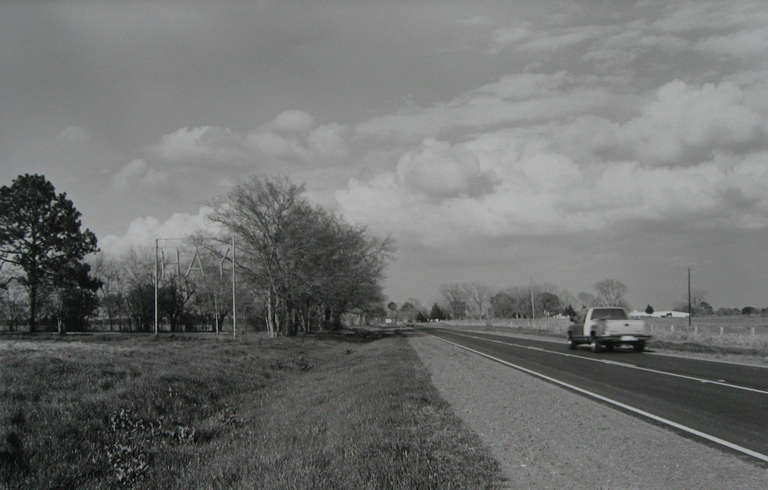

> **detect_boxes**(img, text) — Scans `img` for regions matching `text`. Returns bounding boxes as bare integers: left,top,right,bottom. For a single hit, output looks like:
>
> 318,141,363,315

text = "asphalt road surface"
422,328,768,464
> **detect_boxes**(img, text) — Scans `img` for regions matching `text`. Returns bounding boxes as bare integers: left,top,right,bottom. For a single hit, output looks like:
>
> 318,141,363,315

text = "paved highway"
423,328,768,464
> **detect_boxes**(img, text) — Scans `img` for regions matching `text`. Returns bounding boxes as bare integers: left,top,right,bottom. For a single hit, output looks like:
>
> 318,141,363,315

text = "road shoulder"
409,333,768,489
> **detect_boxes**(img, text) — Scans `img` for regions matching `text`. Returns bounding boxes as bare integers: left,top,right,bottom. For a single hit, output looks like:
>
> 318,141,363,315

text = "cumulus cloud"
56,125,91,145
112,159,169,190
100,206,222,257
337,130,768,246
148,110,348,166
148,126,247,164
338,72,768,247
563,80,767,166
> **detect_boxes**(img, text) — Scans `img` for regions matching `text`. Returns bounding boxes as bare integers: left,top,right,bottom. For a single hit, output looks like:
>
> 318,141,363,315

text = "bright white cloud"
100,206,222,257
148,126,247,164
338,71,768,247
149,111,348,166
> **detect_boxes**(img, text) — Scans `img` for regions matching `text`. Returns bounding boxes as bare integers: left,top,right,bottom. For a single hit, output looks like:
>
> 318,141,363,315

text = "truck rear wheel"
633,341,645,353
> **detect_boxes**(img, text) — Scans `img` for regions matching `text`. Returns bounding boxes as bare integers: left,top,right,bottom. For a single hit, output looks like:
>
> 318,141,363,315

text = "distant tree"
429,303,445,320
415,311,428,323
0,174,99,330
399,301,416,321
576,292,597,308
698,301,713,316
674,289,709,315
440,283,468,319
715,307,741,316
645,304,654,315
463,282,492,319
563,304,577,319
593,279,629,309
742,306,758,315
490,291,517,318
537,291,561,314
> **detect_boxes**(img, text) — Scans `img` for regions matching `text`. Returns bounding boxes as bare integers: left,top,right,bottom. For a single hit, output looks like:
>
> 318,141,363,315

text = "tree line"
0,174,393,335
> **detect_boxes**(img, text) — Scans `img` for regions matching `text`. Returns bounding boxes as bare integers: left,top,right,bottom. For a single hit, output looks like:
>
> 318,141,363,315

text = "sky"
2,0,768,309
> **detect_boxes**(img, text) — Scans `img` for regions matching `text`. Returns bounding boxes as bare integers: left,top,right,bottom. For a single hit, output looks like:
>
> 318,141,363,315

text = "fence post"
719,326,724,337
751,327,755,337
670,324,675,334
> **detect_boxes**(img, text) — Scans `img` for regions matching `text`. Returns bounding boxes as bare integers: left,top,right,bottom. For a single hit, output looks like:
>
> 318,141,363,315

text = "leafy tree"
563,304,577,319
537,291,561,314
0,174,99,329
490,291,516,318
415,311,428,323
429,303,445,320
742,306,758,315
645,304,654,315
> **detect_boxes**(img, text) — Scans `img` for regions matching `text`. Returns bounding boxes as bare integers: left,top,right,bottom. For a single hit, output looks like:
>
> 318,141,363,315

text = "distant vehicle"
567,307,651,353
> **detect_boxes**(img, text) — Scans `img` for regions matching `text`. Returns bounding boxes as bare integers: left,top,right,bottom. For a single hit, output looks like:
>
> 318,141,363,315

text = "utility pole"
530,276,535,321
232,235,237,338
154,238,159,336
687,267,692,328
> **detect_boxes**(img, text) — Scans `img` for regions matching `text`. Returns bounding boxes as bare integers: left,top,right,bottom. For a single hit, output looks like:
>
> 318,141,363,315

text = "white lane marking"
447,328,768,370
444,331,768,396
432,335,768,464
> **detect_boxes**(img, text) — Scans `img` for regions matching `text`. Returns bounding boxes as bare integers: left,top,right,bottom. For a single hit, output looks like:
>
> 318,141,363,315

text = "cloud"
148,126,248,164
355,72,635,142
56,125,91,145
696,28,768,58
112,159,169,190
100,206,222,257
148,111,348,166
337,74,768,247
269,110,316,132
585,80,767,165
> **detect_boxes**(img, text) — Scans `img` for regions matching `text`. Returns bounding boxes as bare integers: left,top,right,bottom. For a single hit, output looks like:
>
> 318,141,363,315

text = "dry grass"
0,332,503,489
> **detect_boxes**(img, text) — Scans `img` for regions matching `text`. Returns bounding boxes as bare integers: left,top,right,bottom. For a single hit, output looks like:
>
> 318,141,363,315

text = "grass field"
0,332,504,489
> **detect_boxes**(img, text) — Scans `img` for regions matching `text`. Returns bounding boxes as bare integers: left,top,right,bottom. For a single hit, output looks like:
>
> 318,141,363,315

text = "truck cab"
567,307,650,352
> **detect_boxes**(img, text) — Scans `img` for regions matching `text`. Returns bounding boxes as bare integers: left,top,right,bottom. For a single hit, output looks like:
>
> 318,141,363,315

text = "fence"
440,315,768,351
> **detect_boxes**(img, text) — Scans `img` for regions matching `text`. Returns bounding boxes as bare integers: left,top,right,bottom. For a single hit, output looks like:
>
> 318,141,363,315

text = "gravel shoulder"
409,333,768,490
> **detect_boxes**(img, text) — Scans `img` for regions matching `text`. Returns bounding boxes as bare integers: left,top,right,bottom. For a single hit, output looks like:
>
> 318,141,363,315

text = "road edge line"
431,334,768,464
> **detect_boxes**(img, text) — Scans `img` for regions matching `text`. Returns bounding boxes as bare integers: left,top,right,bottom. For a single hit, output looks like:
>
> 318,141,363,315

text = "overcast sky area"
2,0,768,309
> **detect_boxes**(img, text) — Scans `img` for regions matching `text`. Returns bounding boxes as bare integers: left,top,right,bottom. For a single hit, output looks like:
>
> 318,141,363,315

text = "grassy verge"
0,332,503,489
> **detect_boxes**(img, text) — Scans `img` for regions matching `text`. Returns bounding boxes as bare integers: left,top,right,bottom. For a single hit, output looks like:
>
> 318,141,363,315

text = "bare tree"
211,175,393,336
463,282,492,319
439,283,468,319
593,279,630,309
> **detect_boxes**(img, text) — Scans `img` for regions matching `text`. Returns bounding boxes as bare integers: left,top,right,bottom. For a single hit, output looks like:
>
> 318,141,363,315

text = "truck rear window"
591,308,627,320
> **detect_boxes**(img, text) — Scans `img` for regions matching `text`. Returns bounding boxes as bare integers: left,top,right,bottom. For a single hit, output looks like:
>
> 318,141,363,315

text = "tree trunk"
28,282,38,332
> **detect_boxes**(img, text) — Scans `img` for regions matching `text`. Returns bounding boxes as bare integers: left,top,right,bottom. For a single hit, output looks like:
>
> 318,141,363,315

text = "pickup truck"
567,307,650,352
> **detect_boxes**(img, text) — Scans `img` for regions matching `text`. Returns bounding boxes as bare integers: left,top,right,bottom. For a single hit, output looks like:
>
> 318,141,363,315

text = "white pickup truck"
567,307,650,352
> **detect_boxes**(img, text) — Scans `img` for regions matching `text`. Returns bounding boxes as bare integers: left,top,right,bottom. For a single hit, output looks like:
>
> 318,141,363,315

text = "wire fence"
437,315,768,350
